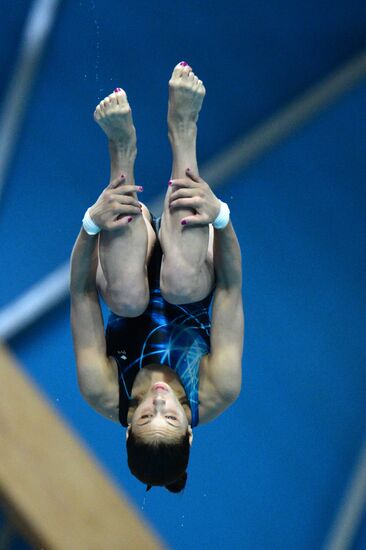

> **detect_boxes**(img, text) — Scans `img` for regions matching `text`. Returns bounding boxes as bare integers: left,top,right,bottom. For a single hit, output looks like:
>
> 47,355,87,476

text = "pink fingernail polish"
120,173,125,179
114,87,122,92
128,217,133,223
181,220,187,225
168,180,173,186
138,186,144,191
179,61,188,66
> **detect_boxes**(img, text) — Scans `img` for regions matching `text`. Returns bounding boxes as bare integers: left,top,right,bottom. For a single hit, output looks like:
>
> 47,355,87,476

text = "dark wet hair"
126,429,190,493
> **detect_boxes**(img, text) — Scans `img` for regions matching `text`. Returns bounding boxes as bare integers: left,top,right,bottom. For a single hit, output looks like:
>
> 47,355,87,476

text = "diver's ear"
126,425,131,441
188,426,193,446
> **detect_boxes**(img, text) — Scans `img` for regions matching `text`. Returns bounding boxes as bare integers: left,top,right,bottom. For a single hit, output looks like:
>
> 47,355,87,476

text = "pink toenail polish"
128,217,133,223
168,180,173,186
179,61,188,66
114,87,122,92
181,220,187,225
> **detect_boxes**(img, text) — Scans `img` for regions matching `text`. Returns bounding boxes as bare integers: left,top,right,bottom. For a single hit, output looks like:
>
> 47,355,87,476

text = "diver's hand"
88,175,143,230
168,169,221,226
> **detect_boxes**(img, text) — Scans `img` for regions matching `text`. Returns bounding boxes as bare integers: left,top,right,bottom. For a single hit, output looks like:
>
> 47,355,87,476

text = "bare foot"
93,88,137,191
94,88,137,154
168,62,206,133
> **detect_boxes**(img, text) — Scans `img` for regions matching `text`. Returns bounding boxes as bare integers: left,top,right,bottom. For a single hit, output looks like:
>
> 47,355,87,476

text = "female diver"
70,62,244,492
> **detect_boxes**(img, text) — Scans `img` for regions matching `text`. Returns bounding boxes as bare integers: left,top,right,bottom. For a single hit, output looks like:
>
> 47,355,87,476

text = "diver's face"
128,382,193,444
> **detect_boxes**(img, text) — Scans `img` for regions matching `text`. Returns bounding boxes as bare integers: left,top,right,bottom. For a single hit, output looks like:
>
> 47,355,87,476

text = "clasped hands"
89,169,220,231
168,168,221,226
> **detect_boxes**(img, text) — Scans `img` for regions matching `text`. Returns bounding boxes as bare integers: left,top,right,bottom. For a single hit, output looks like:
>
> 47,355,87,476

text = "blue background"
1,1,366,548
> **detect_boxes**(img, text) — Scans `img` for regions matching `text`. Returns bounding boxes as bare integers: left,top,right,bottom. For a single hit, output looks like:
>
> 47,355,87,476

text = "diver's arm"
203,221,244,402
70,229,118,408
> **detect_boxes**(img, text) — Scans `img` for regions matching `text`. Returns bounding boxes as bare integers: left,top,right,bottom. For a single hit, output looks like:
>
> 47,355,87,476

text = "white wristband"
213,200,230,229
82,208,101,235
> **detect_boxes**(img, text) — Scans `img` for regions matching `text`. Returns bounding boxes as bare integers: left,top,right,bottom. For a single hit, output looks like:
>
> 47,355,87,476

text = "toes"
169,61,205,95
108,92,117,106
97,89,127,112
94,104,103,119
180,66,192,80
172,61,192,80
93,106,101,121
107,89,128,107
114,88,127,106
172,62,184,79
192,74,199,90
94,98,105,112
93,88,131,123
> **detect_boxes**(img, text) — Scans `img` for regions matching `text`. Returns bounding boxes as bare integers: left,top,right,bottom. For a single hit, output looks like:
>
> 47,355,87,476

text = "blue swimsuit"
105,214,214,428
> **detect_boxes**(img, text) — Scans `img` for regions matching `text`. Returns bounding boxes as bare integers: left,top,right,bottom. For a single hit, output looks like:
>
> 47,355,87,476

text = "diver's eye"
166,415,177,420
141,414,153,419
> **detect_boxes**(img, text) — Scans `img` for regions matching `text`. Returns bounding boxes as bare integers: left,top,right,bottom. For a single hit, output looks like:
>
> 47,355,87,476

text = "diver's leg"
159,63,214,305
94,89,156,317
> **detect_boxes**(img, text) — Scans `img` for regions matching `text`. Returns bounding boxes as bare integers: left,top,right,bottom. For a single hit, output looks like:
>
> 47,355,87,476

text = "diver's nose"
153,397,166,408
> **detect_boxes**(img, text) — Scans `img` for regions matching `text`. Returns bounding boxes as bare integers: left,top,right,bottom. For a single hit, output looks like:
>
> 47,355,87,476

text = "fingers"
107,191,142,216
107,178,143,197
115,184,143,196
107,203,141,227
169,177,197,188
108,174,143,192
103,184,142,212
168,173,206,211
185,168,201,183
107,215,137,230
169,170,202,188
112,195,141,219
115,205,142,217
169,197,201,211
104,204,142,220
108,174,126,188
169,187,200,202
109,194,141,209
180,213,206,227
115,214,135,225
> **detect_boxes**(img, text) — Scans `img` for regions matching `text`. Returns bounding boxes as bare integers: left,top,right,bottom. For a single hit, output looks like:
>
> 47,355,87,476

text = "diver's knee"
107,287,149,317
160,268,199,305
